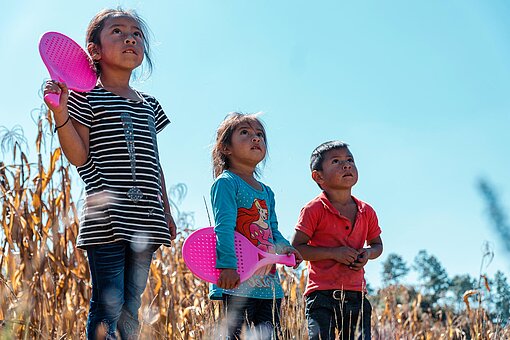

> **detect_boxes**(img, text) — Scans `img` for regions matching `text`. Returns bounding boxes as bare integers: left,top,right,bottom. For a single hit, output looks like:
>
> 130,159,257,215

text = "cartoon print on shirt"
236,199,276,275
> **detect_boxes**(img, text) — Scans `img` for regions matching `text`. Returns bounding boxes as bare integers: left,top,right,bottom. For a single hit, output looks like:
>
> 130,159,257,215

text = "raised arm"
44,80,89,166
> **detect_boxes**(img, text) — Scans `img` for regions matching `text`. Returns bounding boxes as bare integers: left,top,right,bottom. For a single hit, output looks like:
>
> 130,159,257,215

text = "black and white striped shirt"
67,86,172,248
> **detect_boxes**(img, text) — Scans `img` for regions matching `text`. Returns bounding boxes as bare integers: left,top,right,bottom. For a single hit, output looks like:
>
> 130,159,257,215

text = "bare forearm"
56,116,88,166
160,169,171,214
365,243,383,260
292,244,336,261
160,168,177,240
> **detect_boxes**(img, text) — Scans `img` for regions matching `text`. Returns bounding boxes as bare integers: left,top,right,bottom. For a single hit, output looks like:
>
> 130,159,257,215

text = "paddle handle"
256,252,296,268
44,92,61,108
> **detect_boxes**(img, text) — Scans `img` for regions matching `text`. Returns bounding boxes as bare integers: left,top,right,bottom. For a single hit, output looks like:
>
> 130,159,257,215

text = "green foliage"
381,253,409,286
414,250,450,303
493,271,510,325
449,274,476,308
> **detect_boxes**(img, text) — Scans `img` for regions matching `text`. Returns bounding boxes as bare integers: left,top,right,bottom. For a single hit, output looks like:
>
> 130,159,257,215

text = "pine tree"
493,271,510,325
414,250,450,303
381,253,409,286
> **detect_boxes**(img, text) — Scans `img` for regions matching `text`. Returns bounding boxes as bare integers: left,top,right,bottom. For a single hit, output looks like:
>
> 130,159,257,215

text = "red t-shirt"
295,192,381,295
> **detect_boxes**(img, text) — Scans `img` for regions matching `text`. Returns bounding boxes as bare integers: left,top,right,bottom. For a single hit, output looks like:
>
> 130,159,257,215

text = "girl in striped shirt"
43,8,176,339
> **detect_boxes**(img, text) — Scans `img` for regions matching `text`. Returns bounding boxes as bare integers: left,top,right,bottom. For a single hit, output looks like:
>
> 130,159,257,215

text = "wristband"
54,115,70,132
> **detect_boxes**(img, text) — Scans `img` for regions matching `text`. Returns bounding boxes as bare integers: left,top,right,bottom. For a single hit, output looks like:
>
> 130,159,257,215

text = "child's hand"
332,246,360,266
217,269,240,289
278,245,303,269
43,80,69,115
348,249,369,271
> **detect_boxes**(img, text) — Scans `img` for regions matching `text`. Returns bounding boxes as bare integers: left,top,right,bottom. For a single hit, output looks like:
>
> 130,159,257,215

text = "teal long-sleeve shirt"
209,170,291,299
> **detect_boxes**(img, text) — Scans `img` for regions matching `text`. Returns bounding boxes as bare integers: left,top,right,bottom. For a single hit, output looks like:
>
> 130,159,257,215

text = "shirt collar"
318,191,365,214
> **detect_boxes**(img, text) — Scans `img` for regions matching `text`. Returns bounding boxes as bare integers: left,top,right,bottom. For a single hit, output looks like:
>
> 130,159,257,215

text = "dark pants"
305,290,372,340
222,294,282,340
85,241,158,340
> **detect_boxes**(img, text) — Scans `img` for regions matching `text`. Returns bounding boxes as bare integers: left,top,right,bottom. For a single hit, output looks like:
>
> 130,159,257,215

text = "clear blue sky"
1,0,509,289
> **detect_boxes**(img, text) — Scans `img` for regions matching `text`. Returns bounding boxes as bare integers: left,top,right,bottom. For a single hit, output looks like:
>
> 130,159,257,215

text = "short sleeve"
150,97,170,133
295,203,320,239
365,205,382,241
67,90,93,128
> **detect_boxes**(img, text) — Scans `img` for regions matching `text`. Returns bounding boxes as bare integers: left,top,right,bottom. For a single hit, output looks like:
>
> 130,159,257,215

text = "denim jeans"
85,241,159,340
221,294,282,340
305,290,372,340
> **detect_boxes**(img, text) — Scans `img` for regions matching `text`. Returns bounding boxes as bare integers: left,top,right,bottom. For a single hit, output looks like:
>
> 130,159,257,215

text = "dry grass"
1,112,509,339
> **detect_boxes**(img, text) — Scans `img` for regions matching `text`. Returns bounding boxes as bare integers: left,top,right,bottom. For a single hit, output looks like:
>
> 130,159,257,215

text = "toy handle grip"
277,253,296,267
44,92,61,108
257,252,296,268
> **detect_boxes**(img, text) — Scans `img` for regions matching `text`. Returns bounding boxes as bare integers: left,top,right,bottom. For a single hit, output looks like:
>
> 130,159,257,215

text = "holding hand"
348,249,370,271
278,245,303,269
332,246,360,266
43,80,69,115
217,268,240,289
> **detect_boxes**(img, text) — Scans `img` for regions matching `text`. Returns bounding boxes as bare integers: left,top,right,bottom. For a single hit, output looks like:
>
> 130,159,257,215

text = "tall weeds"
1,109,509,339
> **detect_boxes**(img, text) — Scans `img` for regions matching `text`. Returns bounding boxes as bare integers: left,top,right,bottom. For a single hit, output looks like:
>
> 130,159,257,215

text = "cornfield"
1,109,509,339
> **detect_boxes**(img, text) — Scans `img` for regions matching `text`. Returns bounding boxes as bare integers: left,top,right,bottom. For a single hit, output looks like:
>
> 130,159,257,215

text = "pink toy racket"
39,31,97,107
182,227,296,284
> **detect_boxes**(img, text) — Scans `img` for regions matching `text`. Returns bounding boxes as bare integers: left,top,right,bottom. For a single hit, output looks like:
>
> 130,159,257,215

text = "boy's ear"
311,170,324,185
87,43,101,61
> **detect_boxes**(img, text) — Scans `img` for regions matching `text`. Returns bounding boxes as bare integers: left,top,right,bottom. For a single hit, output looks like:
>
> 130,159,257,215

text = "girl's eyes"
238,129,264,139
111,29,143,38
332,158,354,164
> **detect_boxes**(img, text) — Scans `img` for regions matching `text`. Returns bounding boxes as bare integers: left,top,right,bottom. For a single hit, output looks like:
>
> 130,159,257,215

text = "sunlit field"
1,111,509,339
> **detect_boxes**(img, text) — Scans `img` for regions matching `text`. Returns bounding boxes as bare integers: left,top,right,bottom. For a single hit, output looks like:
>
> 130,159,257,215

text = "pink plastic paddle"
182,227,296,284
39,31,97,107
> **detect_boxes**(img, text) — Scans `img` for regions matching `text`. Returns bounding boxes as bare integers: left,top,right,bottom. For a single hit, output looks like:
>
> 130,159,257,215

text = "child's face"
224,122,266,168
313,147,358,191
94,15,145,72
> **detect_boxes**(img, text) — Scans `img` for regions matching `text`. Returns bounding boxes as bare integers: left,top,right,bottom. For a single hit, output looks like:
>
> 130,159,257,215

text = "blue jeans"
85,241,158,340
222,294,282,340
305,290,372,340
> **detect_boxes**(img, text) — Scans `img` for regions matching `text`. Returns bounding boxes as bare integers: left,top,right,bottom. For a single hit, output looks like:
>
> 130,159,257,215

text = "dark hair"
86,8,153,77
212,112,267,178
310,140,350,171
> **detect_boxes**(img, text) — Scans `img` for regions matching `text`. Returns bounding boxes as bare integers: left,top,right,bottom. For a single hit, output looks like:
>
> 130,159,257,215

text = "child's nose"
342,162,351,169
252,134,261,142
124,35,137,45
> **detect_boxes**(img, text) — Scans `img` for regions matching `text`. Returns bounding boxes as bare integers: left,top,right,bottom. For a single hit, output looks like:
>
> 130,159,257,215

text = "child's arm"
160,168,177,240
211,178,241,289
44,80,89,166
266,187,303,268
349,236,383,271
291,230,360,266
217,269,240,289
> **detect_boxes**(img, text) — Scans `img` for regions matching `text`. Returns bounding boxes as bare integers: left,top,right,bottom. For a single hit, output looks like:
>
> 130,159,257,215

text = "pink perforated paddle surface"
182,227,295,284
39,31,97,106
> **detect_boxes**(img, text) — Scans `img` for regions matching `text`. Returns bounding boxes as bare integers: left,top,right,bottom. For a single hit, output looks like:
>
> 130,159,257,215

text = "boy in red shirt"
292,140,383,340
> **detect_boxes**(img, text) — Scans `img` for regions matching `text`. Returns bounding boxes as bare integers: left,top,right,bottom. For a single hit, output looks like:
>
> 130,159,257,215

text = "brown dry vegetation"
1,112,509,339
